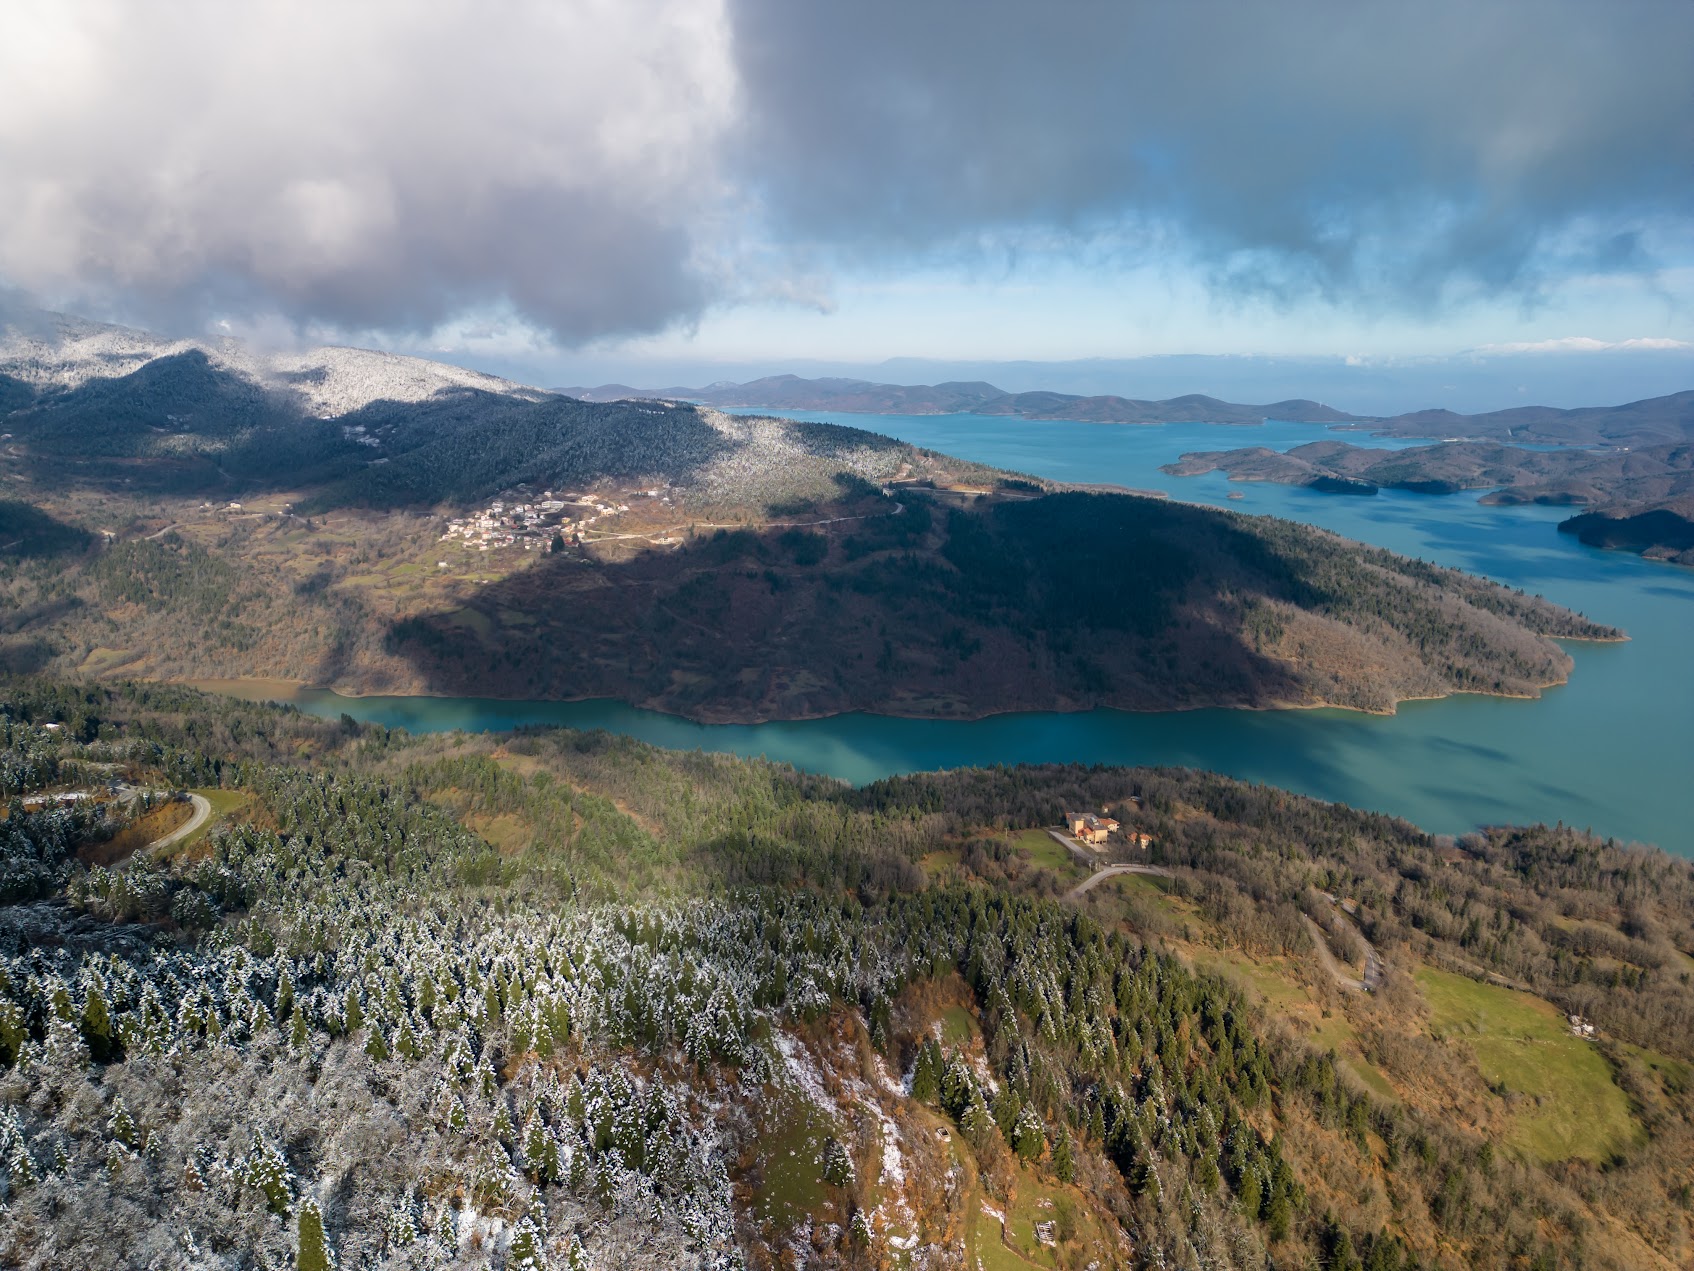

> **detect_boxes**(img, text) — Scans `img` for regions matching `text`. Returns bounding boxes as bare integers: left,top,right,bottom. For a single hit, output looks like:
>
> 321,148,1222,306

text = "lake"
295,413,1694,854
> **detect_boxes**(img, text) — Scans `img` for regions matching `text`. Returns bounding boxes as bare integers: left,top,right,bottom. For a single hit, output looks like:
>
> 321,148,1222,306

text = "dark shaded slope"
1560,499,1694,566
384,490,1615,721
0,350,740,509
0,500,92,559
0,373,34,416
297,391,733,510
12,349,294,455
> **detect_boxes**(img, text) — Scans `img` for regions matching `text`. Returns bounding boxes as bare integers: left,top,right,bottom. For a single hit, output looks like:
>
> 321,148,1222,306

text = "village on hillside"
437,486,673,555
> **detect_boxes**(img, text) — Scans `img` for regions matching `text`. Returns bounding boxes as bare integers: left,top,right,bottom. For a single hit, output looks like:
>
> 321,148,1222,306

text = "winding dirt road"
1302,909,1385,993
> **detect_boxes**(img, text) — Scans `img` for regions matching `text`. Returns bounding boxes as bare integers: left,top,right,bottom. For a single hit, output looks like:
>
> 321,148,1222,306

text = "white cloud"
1470,336,1694,354
0,0,738,341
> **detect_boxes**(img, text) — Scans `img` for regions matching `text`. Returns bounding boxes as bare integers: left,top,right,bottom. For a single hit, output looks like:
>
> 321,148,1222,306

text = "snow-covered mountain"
0,308,549,419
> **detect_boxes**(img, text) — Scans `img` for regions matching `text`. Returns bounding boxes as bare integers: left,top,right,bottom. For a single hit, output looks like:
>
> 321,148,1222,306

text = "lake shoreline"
179,669,1587,728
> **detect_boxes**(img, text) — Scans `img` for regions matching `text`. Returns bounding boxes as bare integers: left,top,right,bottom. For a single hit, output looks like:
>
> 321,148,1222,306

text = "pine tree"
509,1214,547,1270
993,1089,1022,1143
910,1040,942,1105
0,998,27,1068
107,1096,138,1150
243,1131,293,1215
5,1138,38,1191
1326,1221,1363,1271
850,1210,874,1246
961,1086,996,1154
385,1190,419,1248
940,1055,975,1120
289,1002,311,1053
523,1112,562,1184
1011,1104,1046,1162
437,1086,469,1133
295,1196,334,1271
1237,1163,1262,1218
822,1138,855,1188
80,980,118,1062
1051,1127,1075,1183
44,1015,90,1069
433,1205,459,1253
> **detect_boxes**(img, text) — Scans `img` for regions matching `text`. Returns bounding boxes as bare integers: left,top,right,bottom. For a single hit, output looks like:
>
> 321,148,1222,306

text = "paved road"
1047,827,1100,866
1066,861,1175,899
145,793,212,852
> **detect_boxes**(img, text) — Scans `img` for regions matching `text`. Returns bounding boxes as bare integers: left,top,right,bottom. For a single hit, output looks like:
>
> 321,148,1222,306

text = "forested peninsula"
0,312,1620,721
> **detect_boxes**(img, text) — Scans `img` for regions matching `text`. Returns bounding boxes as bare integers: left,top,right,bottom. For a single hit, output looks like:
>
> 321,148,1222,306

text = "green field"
1012,828,1082,877
1416,967,1639,1163
748,1084,837,1226
973,1208,1045,1270
939,1004,979,1047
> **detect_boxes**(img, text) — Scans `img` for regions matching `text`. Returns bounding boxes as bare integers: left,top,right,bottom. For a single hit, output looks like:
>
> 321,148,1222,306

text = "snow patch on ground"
854,1056,922,1256
773,1032,838,1113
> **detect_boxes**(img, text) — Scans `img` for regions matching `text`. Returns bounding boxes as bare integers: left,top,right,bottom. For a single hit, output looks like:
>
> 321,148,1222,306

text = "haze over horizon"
2,1,1690,408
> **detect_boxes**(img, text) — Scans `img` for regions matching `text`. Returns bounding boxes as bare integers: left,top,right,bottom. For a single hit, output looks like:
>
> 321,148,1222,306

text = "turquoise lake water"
296,413,1693,854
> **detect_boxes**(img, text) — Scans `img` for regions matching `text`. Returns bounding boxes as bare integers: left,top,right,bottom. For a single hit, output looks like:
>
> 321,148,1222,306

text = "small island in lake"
1162,426,1694,567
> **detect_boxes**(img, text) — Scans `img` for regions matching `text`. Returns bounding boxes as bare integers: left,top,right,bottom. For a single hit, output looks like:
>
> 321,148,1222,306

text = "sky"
1,0,1690,404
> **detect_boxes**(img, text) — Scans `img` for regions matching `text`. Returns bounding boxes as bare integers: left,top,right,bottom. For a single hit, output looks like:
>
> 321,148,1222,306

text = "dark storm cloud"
726,0,1694,310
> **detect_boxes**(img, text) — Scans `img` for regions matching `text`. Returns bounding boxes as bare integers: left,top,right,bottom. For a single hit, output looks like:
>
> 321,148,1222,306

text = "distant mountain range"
557,374,1694,446
558,374,1358,426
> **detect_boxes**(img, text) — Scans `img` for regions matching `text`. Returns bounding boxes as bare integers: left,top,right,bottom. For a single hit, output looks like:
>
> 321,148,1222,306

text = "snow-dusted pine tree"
295,1195,333,1271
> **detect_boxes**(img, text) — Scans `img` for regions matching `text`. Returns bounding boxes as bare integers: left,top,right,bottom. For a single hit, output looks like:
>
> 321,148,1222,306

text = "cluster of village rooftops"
437,487,673,555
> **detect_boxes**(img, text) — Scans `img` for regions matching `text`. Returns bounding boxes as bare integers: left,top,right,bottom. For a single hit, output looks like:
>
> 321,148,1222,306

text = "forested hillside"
388,490,1617,719
0,679,1689,1269
0,315,1624,720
